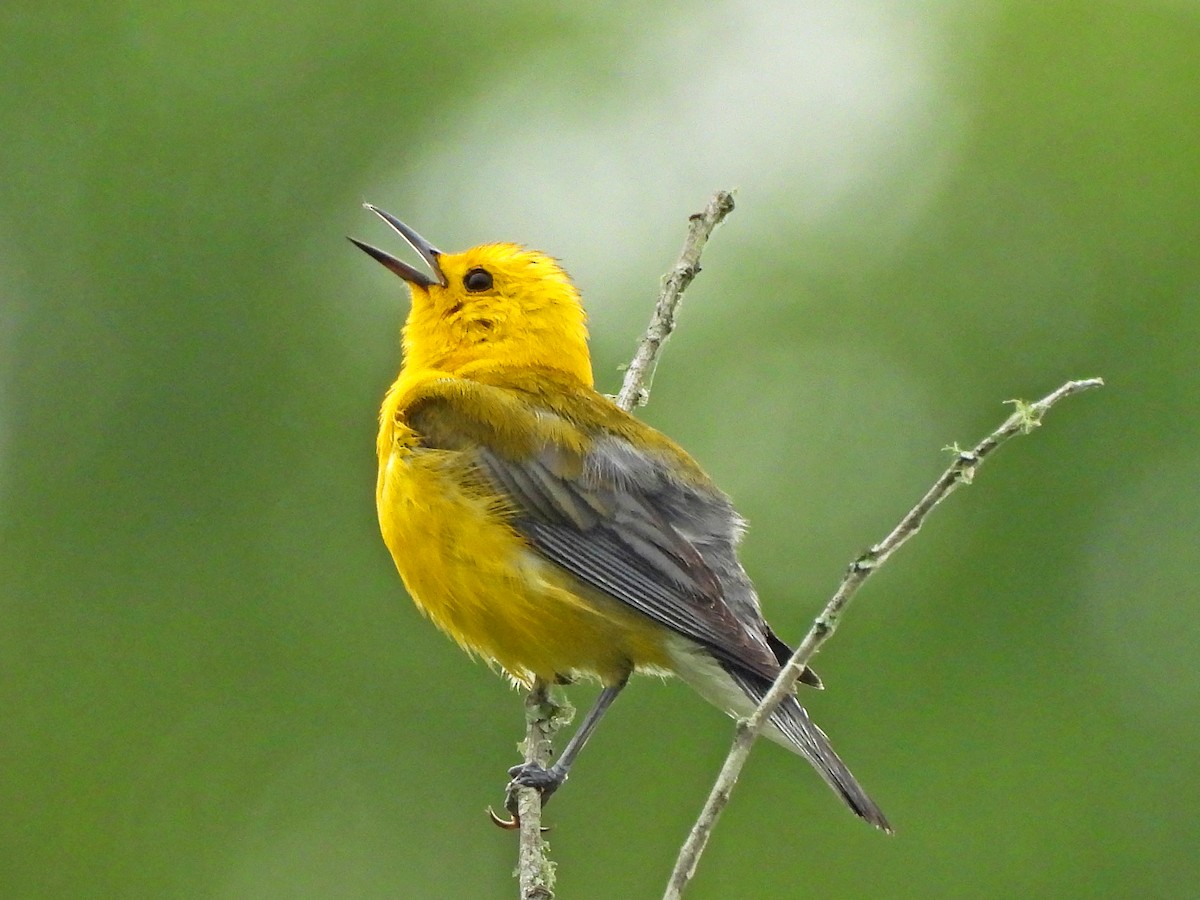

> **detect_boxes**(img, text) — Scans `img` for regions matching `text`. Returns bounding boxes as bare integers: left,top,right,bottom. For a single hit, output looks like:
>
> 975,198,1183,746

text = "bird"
350,204,890,832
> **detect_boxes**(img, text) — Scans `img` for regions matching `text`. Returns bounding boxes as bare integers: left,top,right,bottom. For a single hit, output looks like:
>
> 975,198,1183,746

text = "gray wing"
408,395,788,682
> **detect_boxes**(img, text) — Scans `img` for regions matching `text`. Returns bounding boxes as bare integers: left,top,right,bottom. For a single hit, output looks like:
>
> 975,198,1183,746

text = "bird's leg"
505,672,629,814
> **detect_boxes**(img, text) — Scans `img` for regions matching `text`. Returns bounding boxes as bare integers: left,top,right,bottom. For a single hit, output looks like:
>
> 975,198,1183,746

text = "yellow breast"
376,428,669,686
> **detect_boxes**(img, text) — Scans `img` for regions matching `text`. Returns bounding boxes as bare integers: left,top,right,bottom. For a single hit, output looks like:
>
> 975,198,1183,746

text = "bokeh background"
2,2,1197,898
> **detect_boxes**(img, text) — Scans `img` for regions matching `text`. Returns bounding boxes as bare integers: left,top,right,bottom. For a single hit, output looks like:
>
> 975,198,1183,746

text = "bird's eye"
463,268,493,292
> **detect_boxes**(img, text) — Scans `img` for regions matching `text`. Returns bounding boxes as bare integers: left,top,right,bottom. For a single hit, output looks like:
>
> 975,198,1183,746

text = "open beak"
349,204,448,288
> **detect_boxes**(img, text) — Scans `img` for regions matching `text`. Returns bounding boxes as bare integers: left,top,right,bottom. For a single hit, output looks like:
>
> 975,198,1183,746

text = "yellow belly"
377,445,670,685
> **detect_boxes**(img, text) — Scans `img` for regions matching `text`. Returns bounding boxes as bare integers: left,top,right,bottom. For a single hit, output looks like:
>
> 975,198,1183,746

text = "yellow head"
351,205,593,387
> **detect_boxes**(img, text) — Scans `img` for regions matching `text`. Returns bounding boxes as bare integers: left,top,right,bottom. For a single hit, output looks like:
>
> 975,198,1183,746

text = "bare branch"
616,190,736,411
506,681,569,900
664,377,1105,898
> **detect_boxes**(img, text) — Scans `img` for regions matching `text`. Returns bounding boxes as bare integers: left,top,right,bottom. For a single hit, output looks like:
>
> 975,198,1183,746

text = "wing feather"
406,384,784,680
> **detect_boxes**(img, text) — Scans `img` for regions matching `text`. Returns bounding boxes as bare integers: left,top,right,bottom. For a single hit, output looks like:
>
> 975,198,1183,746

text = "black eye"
463,268,492,292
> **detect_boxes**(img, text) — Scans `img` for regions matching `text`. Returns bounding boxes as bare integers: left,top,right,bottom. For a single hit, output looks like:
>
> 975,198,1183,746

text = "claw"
487,806,520,830
487,805,551,833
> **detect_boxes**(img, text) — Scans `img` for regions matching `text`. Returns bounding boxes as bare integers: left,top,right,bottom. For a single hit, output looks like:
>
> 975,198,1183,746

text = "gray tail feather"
728,669,893,833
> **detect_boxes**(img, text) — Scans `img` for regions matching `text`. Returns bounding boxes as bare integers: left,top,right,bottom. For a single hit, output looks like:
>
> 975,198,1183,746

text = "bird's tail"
726,668,892,833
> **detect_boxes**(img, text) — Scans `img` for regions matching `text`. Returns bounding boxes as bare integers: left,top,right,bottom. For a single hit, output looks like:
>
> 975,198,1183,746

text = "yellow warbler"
351,204,889,832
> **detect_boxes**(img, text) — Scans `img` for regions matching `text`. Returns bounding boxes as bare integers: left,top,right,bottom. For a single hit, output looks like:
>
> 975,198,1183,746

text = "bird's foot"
506,762,566,807
488,763,563,830
506,763,565,811
508,762,565,794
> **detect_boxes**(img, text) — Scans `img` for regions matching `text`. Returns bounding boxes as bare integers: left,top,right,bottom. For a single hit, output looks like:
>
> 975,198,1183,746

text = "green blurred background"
2,2,1197,897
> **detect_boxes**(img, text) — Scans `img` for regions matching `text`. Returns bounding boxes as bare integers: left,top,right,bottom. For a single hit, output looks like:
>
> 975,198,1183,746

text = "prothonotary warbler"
351,204,890,832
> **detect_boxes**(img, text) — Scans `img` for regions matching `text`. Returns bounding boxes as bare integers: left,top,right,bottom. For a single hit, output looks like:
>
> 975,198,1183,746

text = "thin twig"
664,377,1105,898
509,681,569,900
508,190,736,897
615,190,736,411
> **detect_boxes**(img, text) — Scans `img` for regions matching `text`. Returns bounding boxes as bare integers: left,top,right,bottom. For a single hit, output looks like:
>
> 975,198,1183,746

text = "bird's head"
352,205,593,387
